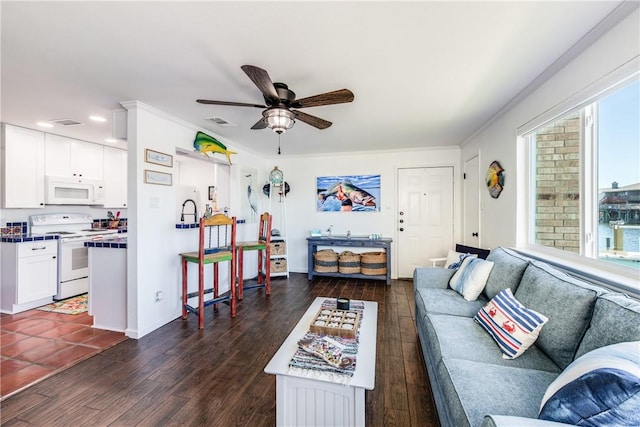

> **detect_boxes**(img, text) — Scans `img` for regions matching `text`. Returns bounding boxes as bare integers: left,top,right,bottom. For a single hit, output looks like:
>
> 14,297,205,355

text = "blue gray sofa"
413,247,640,427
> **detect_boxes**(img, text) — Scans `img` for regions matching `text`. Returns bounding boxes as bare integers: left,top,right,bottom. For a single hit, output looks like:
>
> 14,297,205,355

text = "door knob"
472,232,479,237
399,211,404,216
399,227,404,232
399,219,404,223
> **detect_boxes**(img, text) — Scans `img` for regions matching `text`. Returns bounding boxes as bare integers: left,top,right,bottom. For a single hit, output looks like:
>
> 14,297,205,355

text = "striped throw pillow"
474,288,548,359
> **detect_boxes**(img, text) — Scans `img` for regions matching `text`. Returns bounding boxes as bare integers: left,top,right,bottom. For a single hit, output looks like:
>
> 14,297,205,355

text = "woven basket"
360,252,387,275
271,258,287,273
338,251,361,274
314,249,338,273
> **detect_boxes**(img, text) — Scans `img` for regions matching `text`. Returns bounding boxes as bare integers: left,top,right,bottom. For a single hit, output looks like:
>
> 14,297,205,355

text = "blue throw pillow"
539,341,640,426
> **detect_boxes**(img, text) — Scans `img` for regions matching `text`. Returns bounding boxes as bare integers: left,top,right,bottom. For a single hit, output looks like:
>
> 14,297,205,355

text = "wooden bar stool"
180,214,237,329
236,212,272,300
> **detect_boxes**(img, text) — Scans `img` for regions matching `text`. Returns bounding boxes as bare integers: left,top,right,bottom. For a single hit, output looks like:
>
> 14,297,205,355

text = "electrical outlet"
155,291,163,301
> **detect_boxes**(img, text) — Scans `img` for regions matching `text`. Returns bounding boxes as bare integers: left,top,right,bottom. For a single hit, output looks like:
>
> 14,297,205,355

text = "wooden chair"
235,212,272,300
180,214,237,329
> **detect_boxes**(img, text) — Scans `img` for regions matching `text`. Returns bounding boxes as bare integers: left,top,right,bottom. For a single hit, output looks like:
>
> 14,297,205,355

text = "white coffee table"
264,297,378,427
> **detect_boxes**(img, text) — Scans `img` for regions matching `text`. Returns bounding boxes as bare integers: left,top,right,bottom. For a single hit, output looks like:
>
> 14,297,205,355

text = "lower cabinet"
1,240,58,314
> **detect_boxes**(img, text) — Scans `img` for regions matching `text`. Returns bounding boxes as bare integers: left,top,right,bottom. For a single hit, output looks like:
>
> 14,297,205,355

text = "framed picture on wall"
145,149,173,168
144,169,172,186
316,174,380,212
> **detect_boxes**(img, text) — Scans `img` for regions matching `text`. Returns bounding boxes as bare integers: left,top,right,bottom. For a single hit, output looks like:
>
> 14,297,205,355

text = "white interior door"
397,167,454,277
463,155,480,247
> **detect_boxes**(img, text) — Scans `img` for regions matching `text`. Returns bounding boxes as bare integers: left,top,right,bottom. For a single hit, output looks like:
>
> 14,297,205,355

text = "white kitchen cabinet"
1,240,58,314
103,146,127,208
45,133,104,180
1,124,46,208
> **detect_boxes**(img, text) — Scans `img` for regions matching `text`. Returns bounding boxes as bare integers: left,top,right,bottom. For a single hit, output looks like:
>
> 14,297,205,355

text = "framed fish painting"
316,174,380,212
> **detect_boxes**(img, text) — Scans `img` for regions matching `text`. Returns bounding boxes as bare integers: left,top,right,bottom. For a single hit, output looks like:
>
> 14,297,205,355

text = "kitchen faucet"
181,199,198,223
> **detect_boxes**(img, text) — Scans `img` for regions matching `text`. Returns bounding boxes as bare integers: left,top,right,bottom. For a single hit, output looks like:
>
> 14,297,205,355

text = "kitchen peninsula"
86,235,127,332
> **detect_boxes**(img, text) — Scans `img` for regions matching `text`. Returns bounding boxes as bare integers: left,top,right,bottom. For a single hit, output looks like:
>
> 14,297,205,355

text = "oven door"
59,237,89,283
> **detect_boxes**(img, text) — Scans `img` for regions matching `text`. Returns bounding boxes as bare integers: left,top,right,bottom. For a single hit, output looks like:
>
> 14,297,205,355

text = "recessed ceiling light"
36,121,54,128
89,115,107,122
104,138,118,143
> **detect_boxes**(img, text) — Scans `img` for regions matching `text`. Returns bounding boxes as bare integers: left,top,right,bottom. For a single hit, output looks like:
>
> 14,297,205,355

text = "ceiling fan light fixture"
264,108,295,134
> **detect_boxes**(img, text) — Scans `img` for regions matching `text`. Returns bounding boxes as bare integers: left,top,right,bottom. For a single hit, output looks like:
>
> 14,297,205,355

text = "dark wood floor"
0,273,439,426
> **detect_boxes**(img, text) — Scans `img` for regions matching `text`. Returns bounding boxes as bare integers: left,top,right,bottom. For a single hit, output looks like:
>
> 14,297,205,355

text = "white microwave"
45,176,105,205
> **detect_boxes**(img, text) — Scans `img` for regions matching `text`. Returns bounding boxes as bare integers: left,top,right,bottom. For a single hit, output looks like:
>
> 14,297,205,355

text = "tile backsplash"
1,222,27,236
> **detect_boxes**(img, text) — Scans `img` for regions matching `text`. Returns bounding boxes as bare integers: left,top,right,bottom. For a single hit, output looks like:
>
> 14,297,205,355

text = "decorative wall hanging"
241,167,259,223
193,131,237,165
144,170,172,186
262,182,290,197
316,175,380,212
486,161,505,199
145,149,173,167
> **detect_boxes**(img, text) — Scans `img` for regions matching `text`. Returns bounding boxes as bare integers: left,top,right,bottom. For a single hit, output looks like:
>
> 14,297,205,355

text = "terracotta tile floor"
1,307,127,400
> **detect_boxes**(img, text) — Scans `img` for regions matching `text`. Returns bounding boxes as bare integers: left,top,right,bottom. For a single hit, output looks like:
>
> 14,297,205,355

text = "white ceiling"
1,1,622,156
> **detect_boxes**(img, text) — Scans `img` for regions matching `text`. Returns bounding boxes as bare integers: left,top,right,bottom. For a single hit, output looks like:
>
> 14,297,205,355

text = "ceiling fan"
197,65,354,134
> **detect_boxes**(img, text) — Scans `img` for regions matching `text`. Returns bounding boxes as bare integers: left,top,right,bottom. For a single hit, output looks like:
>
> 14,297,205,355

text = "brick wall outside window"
534,112,580,252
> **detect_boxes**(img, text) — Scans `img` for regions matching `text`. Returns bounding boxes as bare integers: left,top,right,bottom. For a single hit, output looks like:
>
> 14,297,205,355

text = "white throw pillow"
449,257,494,301
445,249,477,269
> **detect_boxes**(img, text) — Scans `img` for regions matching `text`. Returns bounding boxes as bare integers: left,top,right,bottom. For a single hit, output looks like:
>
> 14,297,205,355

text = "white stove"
29,214,118,300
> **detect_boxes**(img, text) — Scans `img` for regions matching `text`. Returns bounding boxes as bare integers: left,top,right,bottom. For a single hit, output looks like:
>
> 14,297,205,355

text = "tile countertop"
0,234,59,243
1,227,126,244
85,236,127,249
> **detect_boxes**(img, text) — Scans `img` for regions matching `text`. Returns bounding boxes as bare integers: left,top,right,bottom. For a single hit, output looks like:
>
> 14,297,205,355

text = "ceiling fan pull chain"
278,133,281,155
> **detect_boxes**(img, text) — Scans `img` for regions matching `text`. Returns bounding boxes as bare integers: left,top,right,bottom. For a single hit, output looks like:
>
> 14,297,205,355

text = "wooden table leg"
230,256,236,318
181,257,188,319
257,248,263,286
198,258,205,330
237,247,244,301
213,263,219,311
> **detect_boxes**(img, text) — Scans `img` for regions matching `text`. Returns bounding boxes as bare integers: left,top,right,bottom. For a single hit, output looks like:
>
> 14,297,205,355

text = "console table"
307,236,392,285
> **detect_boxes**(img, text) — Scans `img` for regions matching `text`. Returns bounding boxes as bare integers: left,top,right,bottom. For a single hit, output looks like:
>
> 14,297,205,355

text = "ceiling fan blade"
291,89,354,108
251,118,268,130
241,65,279,104
292,110,332,129
197,99,266,108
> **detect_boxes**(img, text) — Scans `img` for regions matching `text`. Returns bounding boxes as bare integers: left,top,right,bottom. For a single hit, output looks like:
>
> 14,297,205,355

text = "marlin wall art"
193,131,237,165
316,174,380,212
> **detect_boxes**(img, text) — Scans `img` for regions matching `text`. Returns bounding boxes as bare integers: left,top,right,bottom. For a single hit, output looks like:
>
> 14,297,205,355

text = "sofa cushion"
416,288,488,317
413,267,456,290
423,313,560,372
449,257,495,301
438,357,559,427
475,289,548,359
575,293,640,359
484,247,530,299
515,261,601,369
539,341,640,426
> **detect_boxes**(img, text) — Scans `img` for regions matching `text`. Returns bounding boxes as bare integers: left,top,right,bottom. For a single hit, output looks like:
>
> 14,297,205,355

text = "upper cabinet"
2,124,46,208
103,146,127,208
45,134,104,181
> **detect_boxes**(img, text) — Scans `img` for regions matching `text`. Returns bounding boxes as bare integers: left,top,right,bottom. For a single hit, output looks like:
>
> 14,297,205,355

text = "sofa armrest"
429,257,447,267
413,267,455,290
481,415,576,427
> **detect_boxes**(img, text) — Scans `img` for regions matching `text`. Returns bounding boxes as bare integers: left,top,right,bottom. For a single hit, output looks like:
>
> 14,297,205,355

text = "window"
523,77,639,282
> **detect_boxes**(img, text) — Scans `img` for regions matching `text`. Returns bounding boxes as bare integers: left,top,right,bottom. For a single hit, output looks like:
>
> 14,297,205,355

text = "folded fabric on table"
288,299,364,385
